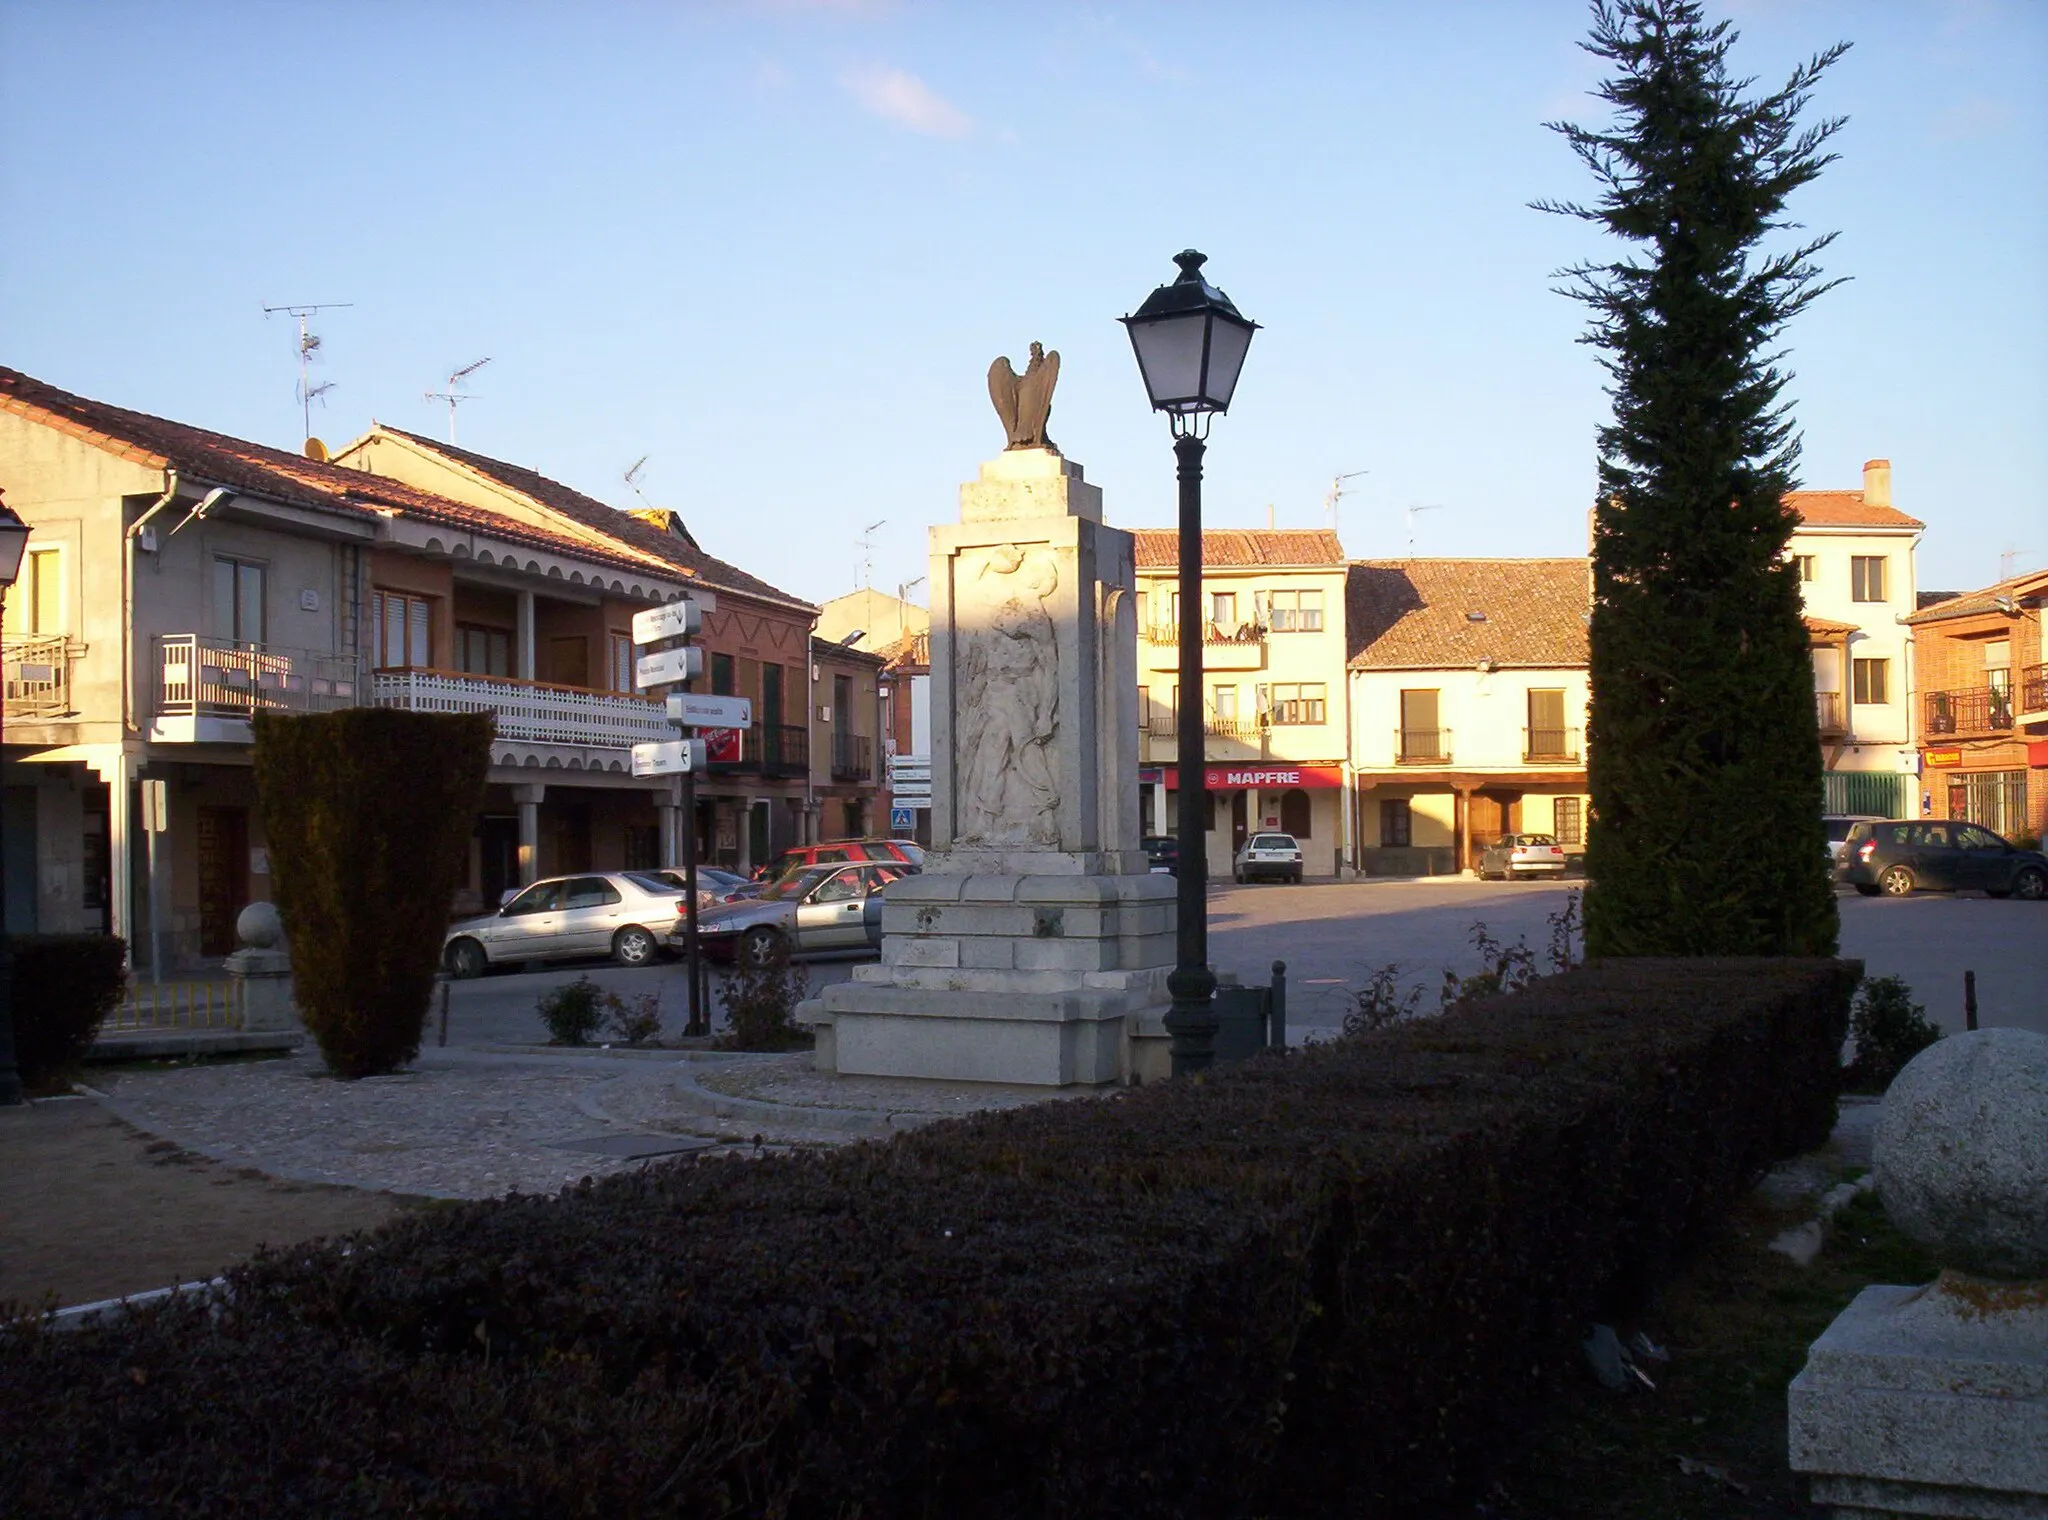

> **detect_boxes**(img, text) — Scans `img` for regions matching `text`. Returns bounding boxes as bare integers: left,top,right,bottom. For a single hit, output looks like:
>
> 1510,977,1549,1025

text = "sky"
3,0,2042,603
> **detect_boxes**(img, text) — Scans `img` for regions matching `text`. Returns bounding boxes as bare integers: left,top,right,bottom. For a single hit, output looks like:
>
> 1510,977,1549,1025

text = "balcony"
832,731,874,782
1203,715,1265,740
1143,622,1267,672
2020,663,2047,723
370,667,672,754
1815,690,1845,736
1923,686,2014,738
762,723,809,779
1396,727,1453,765
153,635,364,743
1522,726,1582,764
2,634,79,719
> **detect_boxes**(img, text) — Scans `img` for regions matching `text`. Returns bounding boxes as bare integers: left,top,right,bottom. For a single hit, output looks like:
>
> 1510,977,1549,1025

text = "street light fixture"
1120,250,1258,1076
0,488,32,1106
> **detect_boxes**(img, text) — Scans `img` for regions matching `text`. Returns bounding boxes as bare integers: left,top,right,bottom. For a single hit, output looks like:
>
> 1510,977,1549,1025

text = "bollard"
437,972,452,1047
1270,959,1288,1052
1963,970,1977,1032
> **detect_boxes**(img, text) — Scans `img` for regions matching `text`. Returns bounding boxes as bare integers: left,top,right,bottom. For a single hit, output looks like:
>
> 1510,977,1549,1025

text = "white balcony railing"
3,633,77,717
371,667,672,749
157,635,364,719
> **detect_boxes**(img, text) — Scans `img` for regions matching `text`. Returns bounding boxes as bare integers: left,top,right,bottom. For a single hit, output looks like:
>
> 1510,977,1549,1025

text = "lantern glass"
1200,313,1255,412
0,504,28,589
1120,249,1258,418
1125,310,1213,413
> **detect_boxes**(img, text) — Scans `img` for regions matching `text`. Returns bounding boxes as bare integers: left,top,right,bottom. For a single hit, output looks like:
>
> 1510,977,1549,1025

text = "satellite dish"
303,437,330,462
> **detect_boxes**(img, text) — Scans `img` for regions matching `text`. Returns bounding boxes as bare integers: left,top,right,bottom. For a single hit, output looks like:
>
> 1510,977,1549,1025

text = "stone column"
86,746,138,958
515,591,536,681
657,800,684,865
513,783,544,884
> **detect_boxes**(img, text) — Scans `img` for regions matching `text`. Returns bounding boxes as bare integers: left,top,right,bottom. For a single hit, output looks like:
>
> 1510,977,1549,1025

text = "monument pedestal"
804,445,1174,1086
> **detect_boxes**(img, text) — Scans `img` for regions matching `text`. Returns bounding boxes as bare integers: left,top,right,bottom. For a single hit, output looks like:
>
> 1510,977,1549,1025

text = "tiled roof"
1348,559,1591,670
376,427,812,613
1131,529,1346,569
0,367,674,579
1786,490,1924,531
1903,568,2048,626
1803,615,1858,636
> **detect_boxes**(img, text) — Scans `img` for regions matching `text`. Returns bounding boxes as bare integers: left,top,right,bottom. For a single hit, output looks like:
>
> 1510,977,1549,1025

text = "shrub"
251,709,492,1079
1844,973,1941,1092
715,938,810,1050
602,988,664,1045
0,957,1855,1518
6,935,126,1090
536,976,605,1046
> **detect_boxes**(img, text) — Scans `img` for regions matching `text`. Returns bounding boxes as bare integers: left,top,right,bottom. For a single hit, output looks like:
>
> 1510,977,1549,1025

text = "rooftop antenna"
1405,503,1445,553
262,301,353,442
1999,545,2036,580
623,455,656,511
860,518,886,591
1324,470,1368,536
425,357,491,444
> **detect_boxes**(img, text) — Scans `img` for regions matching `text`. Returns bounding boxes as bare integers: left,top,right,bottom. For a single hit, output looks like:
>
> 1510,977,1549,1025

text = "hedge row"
0,957,1855,1518
7,934,127,1089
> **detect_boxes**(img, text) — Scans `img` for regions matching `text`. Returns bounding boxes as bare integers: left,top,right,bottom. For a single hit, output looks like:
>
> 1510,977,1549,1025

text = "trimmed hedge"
6,934,127,1089
0,957,1854,1518
251,708,492,1078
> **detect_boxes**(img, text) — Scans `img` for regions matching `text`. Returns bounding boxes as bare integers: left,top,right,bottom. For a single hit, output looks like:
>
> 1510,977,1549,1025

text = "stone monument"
1788,1029,2048,1518
224,900,300,1033
802,352,1176,1085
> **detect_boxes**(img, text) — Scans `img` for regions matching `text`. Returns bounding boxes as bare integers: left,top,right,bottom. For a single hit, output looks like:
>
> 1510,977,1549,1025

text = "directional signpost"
635,596,714,1033
630,737,708,778
665,692,751,729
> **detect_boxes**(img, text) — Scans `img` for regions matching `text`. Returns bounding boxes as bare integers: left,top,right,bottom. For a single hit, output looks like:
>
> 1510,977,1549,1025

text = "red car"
751,838,925,883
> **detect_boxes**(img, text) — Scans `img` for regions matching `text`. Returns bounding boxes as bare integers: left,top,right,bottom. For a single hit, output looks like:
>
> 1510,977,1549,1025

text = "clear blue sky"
4,1,2041,601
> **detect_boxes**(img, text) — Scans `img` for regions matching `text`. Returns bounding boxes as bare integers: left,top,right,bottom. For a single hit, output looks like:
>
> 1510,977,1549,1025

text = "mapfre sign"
1161,764,1344,790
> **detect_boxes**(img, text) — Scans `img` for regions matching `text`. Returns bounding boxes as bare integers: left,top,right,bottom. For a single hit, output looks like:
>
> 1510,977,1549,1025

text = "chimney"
1862,458,1891,510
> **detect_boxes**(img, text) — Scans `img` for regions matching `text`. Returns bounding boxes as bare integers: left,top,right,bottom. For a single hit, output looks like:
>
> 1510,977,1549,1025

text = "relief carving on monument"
956,543,1061,846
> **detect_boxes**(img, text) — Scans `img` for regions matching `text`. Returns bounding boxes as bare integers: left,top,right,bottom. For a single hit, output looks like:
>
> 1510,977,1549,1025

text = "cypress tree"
1539,0,1848,957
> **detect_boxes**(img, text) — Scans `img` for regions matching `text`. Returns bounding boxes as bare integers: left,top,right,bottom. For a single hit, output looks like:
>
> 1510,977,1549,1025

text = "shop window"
1380,798,1412,848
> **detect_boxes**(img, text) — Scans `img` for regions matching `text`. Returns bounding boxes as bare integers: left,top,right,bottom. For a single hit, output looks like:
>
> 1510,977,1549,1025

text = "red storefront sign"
1157,764,1344,790
704,727,743,764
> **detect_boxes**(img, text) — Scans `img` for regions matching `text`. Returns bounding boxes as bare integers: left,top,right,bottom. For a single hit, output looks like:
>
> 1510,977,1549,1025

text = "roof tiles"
1131,529,1346,569
1348,559,1591,670
1786,490,1924,530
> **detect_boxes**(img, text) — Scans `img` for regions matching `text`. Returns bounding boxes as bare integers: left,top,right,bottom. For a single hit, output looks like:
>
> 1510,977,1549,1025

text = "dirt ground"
0,1096,418,1310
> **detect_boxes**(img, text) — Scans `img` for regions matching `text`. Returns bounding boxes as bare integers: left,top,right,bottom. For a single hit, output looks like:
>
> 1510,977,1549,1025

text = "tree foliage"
1539,0,1847,957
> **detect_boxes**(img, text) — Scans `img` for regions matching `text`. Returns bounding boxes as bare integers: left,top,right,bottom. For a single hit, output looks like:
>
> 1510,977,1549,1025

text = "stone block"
891,938,961,969
957,448,1104,525
960,939,1016,970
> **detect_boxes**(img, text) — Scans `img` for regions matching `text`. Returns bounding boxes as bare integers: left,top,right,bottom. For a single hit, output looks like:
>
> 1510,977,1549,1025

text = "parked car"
1823,813,1884,871
1477,832,1569,881
1141,835,1179,876
1837,820,2048,899
751,838,925,883
1233,832,1304,884
684,860,915,968
444,871,690,977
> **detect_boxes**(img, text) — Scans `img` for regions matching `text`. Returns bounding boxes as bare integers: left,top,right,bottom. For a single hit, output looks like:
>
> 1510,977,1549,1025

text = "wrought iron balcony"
762,723,809,778
1522,726,1582,763
1923,686,2014,737
2020,663,2047,721
1203,715,1265,738
1144,621,1267,647
1396,727,1452,765
832,731,874,782
2,633,78,718
370,666,672,749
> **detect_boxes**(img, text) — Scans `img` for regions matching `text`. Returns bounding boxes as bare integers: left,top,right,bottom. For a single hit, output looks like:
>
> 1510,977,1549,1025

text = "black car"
1141,835,1179,876
1837,820,2048,900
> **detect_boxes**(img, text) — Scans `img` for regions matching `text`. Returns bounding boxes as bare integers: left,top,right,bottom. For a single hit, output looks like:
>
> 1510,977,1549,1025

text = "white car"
444,871,689,977
1233,832,1304,884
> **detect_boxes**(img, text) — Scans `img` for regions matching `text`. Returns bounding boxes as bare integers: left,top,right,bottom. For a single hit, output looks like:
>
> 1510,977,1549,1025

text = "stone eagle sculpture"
987,342,1060,452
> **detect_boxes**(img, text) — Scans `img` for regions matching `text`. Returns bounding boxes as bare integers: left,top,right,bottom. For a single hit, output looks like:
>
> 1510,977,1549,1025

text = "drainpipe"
805,631,818,843
123,469,181,733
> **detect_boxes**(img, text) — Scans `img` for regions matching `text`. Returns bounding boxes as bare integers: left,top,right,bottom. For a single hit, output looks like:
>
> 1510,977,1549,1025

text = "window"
1526,689,1568,758
563,877,622,910
1160,684,1179,732
1380,798,1412,848
1949,770,2028,839
761,662,784,724
1554,796,1583,846
213,557,266,644
1212,685,1239,722
1399,688,1442,759
1280,789,1312,839
1262,682,1326,724
710,651,735,696
373,589,430,669
1852,657,1889,705
1266,589,1325,632
610,632,634,692
1209,591,1237,628
503,880,564,916
1795,554,1817,582
3,547,61,636
1851,556,1887,603
457,625,511,678
1138,684,1150,730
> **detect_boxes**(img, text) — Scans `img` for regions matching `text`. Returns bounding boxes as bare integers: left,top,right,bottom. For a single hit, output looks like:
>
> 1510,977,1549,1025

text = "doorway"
479,816,519,908
1230,790,1249,857
197,805,250,956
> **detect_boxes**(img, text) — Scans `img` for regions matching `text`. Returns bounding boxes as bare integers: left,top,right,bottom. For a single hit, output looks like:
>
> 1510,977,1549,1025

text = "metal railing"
1815,691,1844,732
2018,663,2046,717
762,723,809,778
1522,726,1582,763
1203,715,1265,738
2,633,75,717
157,636,363,719
832,731,874,781
104,979,244,1033
1145,622,1267,646
1923,686,2014,737
1396,727,1453,765
371,667,671,749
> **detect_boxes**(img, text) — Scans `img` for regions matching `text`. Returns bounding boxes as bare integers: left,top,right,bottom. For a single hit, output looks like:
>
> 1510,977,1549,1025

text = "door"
197,806,250,957
1905,822,1960,888
556,875,626,955
479,816,519,908
795,866,870,949
1230,790,1249,861
491,878,568,960
549,636,590,688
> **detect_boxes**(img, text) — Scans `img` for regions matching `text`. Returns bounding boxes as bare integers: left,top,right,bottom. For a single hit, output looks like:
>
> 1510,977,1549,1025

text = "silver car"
444,871,690,978
681,861,911,969
1233,832,1304,884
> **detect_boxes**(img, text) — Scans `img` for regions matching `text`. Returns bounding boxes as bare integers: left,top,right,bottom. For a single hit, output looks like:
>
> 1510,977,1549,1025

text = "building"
0,368,691,959
327,426,883,871
1346,559,1591,875
1903,566,2048,842
807,633,888,842
1131,530,1352,877
1786,459,1925,818
815,586,928,652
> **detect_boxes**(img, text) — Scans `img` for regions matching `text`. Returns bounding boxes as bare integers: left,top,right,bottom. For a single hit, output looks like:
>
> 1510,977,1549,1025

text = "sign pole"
681,765,705,1037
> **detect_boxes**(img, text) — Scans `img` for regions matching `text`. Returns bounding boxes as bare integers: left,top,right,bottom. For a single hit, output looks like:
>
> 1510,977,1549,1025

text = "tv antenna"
262,301,352,442
1324,470,1368,536
623,455,656,510
860,519,887,590
1405,503,1445,553
425,357,491,444
1999,545,2036,580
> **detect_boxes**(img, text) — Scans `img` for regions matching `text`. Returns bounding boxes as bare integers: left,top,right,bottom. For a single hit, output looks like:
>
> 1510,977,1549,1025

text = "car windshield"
761,866,837,902
1248,834,1296,850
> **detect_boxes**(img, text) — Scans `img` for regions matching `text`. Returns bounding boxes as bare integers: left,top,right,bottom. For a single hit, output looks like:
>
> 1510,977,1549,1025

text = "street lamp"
1120,250,1258,1076
0,489,32,1106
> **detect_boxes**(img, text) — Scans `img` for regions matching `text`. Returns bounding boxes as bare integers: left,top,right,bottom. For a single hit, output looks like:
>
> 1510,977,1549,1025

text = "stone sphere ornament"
235,900,285,950
1873,1028,2048,1280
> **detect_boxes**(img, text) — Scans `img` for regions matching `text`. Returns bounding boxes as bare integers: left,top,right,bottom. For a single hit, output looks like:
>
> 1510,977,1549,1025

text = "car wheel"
1233,870,1244,885
739,925,786,970
446,938,487,979
2013,868,2048,901
612,925,659,968
1852,884,1881,897
1879,865,1915,897
1289,868,1302,884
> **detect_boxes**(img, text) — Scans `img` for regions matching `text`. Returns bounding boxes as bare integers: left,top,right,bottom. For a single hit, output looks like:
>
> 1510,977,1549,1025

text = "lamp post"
1120,250,1258,1076
0,490,33,1105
